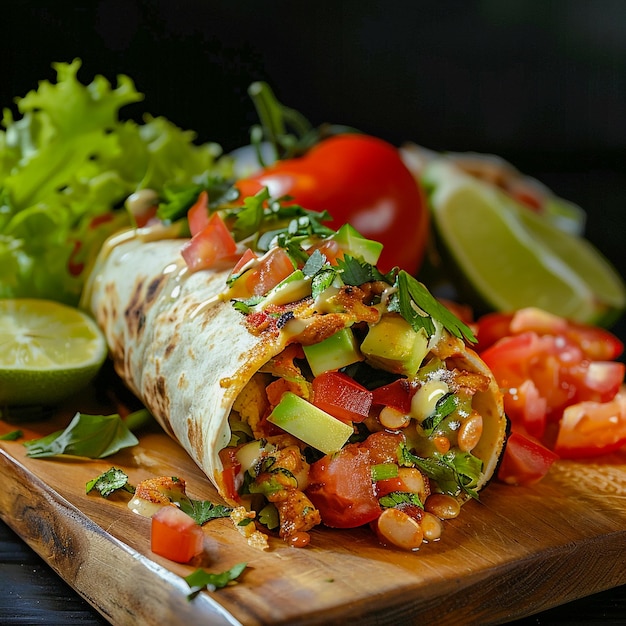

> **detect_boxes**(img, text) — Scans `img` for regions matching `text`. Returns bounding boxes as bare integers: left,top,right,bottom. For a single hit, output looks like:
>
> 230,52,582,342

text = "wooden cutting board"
1,370,626,626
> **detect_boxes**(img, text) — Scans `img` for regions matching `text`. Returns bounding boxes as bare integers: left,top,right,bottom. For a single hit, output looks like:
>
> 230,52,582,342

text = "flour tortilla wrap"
86,231,508,539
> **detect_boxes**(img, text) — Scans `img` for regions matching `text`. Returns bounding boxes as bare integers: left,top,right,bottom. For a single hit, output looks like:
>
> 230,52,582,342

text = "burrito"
85,197,507,550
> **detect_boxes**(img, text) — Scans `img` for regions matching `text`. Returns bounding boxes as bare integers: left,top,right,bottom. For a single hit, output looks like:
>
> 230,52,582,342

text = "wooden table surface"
2,368,626,626
1,516,625,625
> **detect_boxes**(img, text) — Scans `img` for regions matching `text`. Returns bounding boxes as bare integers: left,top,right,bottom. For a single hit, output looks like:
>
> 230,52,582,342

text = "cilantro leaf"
86,467,135,497
156,177,237,224
311,266,339,300
302,249,327,277
379,491,423,509
421,393,458,435
398,444,482,499
185,562,248,599
178,498,232,525
24,412,139,458
395,271,476,343
335,255,383,286
0,430,23,441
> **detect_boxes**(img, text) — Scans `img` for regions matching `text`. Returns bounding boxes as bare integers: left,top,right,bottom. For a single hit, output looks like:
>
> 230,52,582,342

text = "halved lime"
0,299,107,406
423,161,626,325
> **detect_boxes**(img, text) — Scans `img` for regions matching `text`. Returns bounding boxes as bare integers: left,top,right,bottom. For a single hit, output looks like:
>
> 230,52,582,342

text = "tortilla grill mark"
145,274,167,304
144,371,174,437
125,277,147,342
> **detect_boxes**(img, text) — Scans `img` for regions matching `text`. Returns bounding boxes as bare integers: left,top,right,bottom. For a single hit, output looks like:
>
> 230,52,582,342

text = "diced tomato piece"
565,324,624,361
306,444,381,528
312,371,373,423
151,506,204,563
497,432,559,486
187,190,210,236
504,378,548,439
181,211,237,272
371,379,414,414
360,431,405,464
554,389,626,458
477,308,624,361
231,247,258,277
474,312,514,352
509,307,569,335
245,247,295,296
218,447,242,501
576,361,625,403
307,238,344,265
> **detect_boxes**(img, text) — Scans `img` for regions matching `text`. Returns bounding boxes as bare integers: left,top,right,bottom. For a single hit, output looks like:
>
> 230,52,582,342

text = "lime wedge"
0,299,107,406
423,162,626,325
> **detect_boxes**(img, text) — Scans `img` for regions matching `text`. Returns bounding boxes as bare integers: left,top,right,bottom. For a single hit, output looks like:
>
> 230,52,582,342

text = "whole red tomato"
236,134,428,274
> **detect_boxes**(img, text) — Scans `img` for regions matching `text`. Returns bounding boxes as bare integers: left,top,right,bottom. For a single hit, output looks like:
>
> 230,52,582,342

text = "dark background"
3,0,625,289
2,3,626,623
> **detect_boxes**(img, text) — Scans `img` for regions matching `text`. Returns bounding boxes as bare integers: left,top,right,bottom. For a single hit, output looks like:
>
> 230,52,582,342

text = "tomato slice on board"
554,388,626,459
151,506,204,563
306,443,381,528
312,371,373,423
476,308,624,361
497,432,559,486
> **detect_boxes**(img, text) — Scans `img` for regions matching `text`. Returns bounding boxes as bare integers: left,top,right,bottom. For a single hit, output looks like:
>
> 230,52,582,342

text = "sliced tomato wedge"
554,388,626,458
151,506,204,563
230,247,258,277
187,190,211,236
477,308,624,361
228,247,295,298
497,432,559,486
312,371,373,423
181,211,237,272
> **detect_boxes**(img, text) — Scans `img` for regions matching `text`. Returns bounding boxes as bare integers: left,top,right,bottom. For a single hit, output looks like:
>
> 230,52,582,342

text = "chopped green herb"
311,266,339,300
302,248,327,277
184,562,248,599
86,467,134,497
421,393,458,435
371,463,399,482
179,498,232,526
0,430,23,441
398,444,482,499
393,271,476,343
336,255,381,286
379,491,423,509
24,412,138,459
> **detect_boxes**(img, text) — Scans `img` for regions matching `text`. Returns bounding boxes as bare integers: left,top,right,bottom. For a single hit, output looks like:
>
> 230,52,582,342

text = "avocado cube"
360,314,428,378
262,270,312,307
303,327,363,377
331,223,383,265
267,392,353,454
